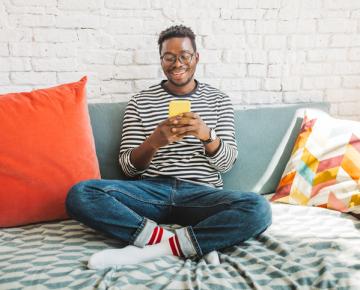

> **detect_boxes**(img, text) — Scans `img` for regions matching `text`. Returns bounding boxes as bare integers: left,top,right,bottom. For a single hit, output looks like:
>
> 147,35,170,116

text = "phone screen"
168,100,191,117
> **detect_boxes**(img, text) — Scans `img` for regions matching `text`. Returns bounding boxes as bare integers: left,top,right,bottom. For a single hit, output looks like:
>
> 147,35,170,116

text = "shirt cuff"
205,139,225,162
121,149,145,177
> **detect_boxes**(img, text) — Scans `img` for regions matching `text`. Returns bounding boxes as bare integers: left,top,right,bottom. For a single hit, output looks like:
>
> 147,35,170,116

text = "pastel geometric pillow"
271,109,360,214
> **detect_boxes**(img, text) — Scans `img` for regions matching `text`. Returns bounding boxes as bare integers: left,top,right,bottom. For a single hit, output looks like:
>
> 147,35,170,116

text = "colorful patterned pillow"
271,109,360,214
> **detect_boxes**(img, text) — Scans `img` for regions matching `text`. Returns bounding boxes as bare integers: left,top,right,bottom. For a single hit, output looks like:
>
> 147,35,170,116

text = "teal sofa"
89,102,329,194
4,101,359,290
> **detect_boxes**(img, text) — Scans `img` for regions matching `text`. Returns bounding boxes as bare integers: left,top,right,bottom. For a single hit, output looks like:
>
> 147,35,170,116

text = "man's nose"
173,56,183,67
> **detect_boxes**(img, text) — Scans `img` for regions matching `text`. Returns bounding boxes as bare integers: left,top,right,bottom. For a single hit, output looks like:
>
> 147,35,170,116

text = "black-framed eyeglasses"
160,52,195,66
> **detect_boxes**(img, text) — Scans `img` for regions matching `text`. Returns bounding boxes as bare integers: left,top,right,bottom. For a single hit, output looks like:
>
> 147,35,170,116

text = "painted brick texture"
0,0,359,118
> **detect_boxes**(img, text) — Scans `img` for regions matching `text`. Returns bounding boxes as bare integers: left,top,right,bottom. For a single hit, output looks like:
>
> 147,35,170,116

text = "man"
66,25,272,269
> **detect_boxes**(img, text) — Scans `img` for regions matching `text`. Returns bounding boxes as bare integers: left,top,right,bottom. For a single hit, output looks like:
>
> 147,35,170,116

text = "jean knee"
65,179,96,216
226,192,272,242
252,193,272,229
235,192,272,229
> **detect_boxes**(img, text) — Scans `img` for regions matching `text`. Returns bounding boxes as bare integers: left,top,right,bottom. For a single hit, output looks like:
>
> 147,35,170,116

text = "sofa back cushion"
89,102,329,193
223,103,329,193
89,103,127,180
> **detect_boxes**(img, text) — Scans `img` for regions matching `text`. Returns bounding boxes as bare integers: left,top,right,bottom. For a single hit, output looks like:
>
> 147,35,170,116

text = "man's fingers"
181,112,198,119
175,131,196,139
171,133,185,141
171,118,197,127
171,126,195,134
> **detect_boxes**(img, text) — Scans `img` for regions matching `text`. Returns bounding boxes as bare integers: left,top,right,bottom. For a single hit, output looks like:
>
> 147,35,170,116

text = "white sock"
204,250,220,265
88,236,183,269
147,226,173,245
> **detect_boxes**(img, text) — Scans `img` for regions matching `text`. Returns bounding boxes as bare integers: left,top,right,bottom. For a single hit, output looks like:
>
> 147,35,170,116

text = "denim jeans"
66,176,272,257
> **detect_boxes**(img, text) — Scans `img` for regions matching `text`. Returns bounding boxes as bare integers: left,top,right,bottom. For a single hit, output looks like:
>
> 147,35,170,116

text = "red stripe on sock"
148,226,158,245
174,235,184,257
169,236,179,256
155,227,163,244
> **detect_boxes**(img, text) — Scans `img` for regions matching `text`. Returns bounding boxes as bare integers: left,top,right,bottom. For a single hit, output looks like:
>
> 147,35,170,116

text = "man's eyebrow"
162,50,193,54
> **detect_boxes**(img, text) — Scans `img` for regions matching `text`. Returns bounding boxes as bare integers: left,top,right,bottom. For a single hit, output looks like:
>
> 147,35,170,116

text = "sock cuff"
133,218,157,248
169,235,184,257
147,226,164,245
175,227,201,257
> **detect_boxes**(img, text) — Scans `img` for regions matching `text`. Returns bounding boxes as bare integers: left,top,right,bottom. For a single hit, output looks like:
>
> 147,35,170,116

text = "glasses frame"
160,52,195,66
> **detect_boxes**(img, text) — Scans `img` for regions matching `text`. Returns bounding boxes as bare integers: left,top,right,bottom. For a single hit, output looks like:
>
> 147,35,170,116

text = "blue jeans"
66,177,272,257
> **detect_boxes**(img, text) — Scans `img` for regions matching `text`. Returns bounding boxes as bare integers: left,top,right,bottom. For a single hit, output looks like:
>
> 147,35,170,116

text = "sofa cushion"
0,77,100,227
223,103,329,193
271,109,360,214
89,102,329,193
89,102,127,180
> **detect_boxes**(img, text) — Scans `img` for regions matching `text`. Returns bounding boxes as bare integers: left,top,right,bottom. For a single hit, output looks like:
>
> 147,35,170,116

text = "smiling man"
66,25,272,269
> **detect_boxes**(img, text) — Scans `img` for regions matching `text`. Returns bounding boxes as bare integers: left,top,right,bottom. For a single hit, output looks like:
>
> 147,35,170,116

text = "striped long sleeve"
119,81,238,188
205,93,238,173
118,96,147,177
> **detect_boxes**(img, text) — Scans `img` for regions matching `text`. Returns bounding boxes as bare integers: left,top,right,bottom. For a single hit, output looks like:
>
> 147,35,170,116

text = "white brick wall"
0,0,360,119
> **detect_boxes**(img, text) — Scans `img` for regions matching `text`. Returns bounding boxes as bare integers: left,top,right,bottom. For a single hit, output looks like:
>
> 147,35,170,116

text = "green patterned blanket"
1,203,359,290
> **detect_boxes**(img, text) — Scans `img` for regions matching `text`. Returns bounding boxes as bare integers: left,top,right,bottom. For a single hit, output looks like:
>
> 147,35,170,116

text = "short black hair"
158,25,197,55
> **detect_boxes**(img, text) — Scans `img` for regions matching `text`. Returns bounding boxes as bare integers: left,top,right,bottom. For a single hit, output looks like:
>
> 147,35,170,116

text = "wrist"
200,128,211,142
204,138,221,156
145,135,160,151
201,128,217,145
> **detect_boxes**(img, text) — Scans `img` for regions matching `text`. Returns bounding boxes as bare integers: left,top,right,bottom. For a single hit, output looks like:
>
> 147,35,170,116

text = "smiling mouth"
170,70,187,79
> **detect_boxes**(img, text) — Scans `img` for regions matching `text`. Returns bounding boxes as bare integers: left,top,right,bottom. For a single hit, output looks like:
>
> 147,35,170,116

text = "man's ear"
195,52,199,63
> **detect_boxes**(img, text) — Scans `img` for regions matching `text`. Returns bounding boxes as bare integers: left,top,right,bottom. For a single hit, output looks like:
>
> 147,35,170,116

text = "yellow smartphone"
168,100,191,117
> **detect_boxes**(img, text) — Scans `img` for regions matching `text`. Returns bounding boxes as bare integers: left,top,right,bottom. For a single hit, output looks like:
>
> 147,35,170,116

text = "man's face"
160,37,199,88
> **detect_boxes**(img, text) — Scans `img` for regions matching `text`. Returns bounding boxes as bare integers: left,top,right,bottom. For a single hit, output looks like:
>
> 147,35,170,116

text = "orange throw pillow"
0,77,101,227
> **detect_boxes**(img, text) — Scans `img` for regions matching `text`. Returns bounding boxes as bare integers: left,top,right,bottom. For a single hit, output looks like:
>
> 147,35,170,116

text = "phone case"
168,100,191,117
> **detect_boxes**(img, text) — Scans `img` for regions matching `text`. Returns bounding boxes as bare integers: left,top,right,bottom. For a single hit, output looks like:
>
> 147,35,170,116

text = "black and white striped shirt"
119,80,238,188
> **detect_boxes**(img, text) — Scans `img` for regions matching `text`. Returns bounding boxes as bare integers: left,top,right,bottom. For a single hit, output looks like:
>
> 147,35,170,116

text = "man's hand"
168,112,221,156
168,112,210,141
147,116,189,149
136,112,219,170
